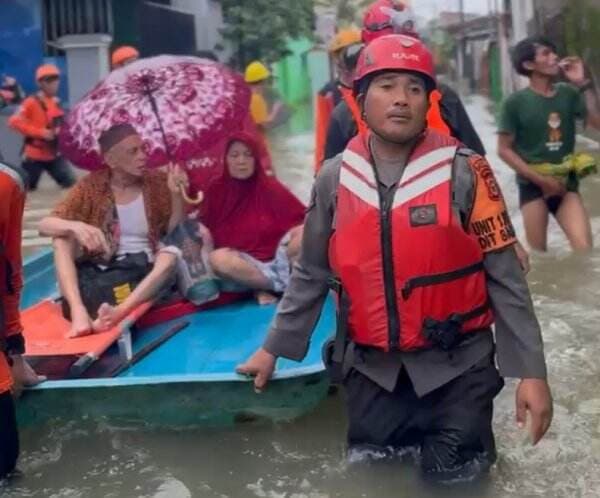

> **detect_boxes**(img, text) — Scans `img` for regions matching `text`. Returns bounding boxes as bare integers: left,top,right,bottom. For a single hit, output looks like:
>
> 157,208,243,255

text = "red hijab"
201,132,305,262
187,114,273,194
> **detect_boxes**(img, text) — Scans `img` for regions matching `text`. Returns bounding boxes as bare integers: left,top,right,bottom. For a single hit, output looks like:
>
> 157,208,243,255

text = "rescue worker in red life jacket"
323,0,485,162
315,29,363,172
238,35,552,483
0,160,45,479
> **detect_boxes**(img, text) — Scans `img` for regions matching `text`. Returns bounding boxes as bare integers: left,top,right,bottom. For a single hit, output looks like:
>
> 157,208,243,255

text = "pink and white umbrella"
59,55,251,173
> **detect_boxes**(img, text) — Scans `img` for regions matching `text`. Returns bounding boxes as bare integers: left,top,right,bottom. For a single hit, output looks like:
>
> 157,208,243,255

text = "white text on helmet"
391,52,420,62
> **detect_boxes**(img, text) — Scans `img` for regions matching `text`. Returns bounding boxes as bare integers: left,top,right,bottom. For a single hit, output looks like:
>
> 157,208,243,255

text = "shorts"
220,232,292,294
518,174,579,215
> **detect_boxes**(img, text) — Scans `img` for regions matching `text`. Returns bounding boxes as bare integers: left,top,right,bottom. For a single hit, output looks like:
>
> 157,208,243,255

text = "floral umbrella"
59,55,251,174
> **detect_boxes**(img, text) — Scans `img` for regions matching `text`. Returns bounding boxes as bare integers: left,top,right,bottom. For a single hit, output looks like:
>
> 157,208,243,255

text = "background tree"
218,0,315,69
314,0,372,25
564,0,600,84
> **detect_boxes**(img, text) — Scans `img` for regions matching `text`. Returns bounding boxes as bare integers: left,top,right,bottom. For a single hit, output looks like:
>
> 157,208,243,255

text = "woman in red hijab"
201,132,305,304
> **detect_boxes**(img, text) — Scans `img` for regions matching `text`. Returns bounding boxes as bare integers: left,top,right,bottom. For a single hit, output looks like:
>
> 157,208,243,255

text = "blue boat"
17,250,335,427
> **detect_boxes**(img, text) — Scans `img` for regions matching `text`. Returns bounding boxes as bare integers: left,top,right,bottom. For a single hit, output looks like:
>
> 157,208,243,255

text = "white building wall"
510,0,535,43
171,0,224,53
502,0,536,92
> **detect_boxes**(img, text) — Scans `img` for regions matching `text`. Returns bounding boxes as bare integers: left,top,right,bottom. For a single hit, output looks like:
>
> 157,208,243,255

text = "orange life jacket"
340,86,369,137
315,92,337,172
0,164,27,394
426,89,451,136
328,130,493,352
8,94,64,162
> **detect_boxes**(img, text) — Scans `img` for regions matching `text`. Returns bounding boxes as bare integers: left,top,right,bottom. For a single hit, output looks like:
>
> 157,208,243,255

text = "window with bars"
42,0,114,55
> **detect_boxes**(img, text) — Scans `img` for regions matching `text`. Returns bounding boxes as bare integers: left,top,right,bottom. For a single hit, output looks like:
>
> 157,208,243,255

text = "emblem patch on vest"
470,156,501,201
409,204,437,227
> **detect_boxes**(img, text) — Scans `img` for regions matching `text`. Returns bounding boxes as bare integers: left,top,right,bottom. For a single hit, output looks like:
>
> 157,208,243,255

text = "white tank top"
116,194,153,261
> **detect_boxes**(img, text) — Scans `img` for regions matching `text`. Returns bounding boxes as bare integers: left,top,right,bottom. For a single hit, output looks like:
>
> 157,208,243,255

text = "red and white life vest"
328,130,493,352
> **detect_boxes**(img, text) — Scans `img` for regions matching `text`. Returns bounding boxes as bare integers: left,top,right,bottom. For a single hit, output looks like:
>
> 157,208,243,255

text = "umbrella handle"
179,184,204,205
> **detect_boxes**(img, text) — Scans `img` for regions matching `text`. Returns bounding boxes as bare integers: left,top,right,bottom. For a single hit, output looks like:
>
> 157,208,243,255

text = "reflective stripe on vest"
329,130,494,352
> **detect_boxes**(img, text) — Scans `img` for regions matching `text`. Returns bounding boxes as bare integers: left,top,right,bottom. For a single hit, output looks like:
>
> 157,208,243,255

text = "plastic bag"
164,219,219,305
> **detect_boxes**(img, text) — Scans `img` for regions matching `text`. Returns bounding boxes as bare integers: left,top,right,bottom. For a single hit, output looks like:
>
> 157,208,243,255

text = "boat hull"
17,372,330,427
18,250,336,427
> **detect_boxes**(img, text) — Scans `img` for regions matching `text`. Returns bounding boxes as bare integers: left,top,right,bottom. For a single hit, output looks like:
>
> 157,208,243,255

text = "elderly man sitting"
39,124,187,337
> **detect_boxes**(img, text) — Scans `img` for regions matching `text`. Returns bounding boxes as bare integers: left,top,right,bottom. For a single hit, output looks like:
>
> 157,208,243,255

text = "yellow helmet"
244,61,271,83
328,28,362,53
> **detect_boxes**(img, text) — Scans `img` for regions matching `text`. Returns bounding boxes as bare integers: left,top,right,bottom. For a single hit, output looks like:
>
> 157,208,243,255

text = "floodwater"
2,96,600,498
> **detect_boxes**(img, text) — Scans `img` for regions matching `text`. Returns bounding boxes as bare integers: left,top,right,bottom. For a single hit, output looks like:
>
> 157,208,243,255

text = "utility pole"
457,0,465,92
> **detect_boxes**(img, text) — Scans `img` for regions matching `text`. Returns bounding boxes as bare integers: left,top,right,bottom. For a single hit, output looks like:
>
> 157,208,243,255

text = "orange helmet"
329,28,362,53
111,46,140,68
35,64,60,81
354,34,435,94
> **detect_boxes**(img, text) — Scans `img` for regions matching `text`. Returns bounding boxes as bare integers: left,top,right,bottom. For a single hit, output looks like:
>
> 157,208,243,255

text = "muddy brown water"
3,96,600,497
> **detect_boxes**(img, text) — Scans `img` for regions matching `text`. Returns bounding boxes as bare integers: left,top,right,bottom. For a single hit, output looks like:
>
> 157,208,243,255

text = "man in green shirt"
498,36,600,251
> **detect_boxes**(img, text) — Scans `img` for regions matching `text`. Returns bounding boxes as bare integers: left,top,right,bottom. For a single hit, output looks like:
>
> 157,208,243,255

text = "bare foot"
93,303,121,332
68,307,94,338
255,291,278,306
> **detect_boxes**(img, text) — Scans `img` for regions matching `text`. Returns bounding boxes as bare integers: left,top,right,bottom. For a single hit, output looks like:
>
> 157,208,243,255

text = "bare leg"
209,248,272,290
521,199,550,252
554,192,593,251
94,251,177,331
53,236,94,337
286,225,304,263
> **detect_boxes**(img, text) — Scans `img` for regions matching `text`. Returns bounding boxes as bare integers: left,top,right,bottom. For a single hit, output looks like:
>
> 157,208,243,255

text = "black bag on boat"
62,252,152,320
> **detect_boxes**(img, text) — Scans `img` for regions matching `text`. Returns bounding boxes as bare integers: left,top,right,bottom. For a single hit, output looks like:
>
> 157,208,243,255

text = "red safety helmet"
353,34,435,94
362,0,418,44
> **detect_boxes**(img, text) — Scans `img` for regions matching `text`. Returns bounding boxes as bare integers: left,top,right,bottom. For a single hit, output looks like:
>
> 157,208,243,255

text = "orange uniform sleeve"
466,155,517,253
0,170,25,337
8,97,47,139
